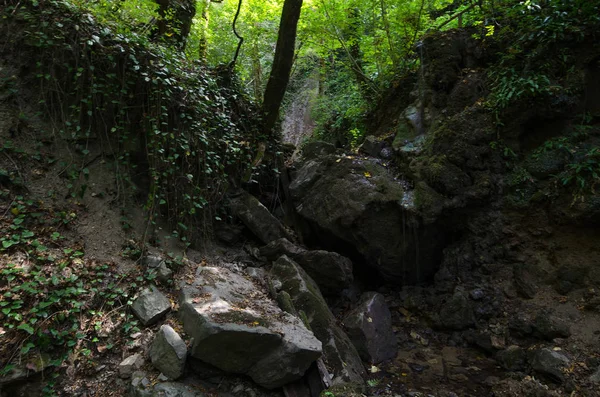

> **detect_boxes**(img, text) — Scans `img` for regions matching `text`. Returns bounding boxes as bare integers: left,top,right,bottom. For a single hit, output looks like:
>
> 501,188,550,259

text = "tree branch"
229,0,244,69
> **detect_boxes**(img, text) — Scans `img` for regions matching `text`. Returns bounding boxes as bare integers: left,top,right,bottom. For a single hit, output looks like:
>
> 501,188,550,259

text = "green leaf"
17,323,35,335
21,342,35,354
2,240,15,248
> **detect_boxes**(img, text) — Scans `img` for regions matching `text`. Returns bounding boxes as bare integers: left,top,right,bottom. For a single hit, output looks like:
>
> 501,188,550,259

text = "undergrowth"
2,0,266,244
0,191,152,394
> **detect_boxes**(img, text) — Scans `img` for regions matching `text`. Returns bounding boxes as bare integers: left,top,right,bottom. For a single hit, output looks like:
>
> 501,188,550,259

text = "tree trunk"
251,40,264,103
261,0,304,135
345,7,374,101
153,0,196,50
198,0,211,61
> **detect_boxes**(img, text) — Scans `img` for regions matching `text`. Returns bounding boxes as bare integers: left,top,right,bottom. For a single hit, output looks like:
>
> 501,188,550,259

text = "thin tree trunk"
319,0,378,98
261,0,304,135
251,40,263,103
380,0,397,69
198,0,211,61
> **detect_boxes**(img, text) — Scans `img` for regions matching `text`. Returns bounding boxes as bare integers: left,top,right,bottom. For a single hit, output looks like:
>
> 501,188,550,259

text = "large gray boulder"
130,286,171,326
288,155,444,284
260,238,353,295
179,265,322,389
343,292,397,364
228,190,290,244
149,325,187,380
270,255,366,385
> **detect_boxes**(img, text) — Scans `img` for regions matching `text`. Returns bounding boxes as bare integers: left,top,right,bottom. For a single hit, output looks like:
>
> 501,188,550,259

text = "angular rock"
289,155,444,284
343,292,397,364
214,222,243,244
359,136,385,157
119,353,145,379
509,314,534,337
513,268,538,299
156,262,174,285
143,255,165,269
465,331,504,354
131,286,171,326
438,291,475,330
179,265,321,389
294,250,354,295
260,238,353,294
532,312,571,341
301,141,336,160
228,190,289,245
270,255,366,384
529,348,570,383
260,238,306,261
149,325,187,380
496,345,527,372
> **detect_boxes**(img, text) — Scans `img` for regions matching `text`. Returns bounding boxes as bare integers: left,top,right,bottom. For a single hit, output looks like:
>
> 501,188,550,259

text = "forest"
0,0,600,396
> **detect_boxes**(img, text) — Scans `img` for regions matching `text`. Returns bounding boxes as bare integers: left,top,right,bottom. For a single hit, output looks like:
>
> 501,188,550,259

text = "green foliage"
0,196,149,386
488,68,553,110
4,0,262,242
559,147,600,197
485,0,600,116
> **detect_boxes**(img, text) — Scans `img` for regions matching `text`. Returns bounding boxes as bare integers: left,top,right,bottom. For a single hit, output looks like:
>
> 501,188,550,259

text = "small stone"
156,262,173,285
496,345,527,371
532,311,571,340
131,370,150,390
529,348,570,383
149,325,187,380
143,255,164,269
509,314,533,337
119,354,144,379
470,289,485,300
130,286,171,326
513,268,538,299
379,147,393,159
